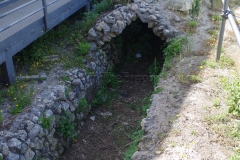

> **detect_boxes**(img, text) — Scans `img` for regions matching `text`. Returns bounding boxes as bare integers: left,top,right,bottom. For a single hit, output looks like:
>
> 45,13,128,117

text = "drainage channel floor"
61,60,155,160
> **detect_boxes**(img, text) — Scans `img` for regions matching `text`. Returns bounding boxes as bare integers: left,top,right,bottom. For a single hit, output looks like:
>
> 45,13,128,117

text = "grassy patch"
92,69,120,108
39,114,55,130
123,97,151,160
57,111,75,140
76,98,88,113
0,81,34,115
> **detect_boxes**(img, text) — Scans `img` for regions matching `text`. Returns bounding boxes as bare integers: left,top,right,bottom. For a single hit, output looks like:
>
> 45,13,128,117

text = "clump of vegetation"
123,128,143,160
39,114,55,130
123,97,151,159
92,70,120,107
57,111,75,140
76,98,88,113
149,58,162,85
188,20,197,33
75,42,91,56
192,0,202,17
164,37,187,68
228,77,240,117
0,81,34,115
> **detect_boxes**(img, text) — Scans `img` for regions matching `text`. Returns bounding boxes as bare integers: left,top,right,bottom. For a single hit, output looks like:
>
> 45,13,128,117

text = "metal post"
216,0,228,61
42,0,49,31
228,12,240,47
3,58,15,85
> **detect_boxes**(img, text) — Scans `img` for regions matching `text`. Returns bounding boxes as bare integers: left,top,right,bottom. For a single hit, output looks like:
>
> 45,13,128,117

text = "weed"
154,87,163,94
57,111,75,140
191,130,197,135
228,77,240,117
207,60,216,68
102,70,120,89
123,129,143,160
231,153,240,160
188,21,197,27
211,14,222,24
39,114,55,130
188,75,201,83
75,42,90,56
126,102,138,110
170,141,175,147
213,98,220,108
141,97,151,117
173,93,178,98
187,21,197,33
94,0,113,14
8,83,34,115
149,58,162,85
192,0,202,17
178,73,201,84
163,37,187,65
218,55,234,68
76,98,88,113
65,89,69,99
61,75,70,82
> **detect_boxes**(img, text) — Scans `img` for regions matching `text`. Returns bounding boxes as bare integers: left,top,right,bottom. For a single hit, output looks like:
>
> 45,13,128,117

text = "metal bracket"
221,10,232,19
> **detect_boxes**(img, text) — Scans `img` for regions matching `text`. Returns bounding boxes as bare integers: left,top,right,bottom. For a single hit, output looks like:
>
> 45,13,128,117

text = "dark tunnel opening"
106,18,167,83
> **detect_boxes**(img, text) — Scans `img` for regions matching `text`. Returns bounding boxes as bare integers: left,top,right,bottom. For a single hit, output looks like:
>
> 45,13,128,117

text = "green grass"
15,0,113,72
154,87,163,94
123,129,143,160
76,98,88,113
57,111,75,140
39,114,55,130
123,97,151,159
0,81,34,115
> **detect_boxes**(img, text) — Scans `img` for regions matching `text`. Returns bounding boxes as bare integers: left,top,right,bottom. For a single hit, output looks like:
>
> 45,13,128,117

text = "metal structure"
0,0,91,84
216,0,240,61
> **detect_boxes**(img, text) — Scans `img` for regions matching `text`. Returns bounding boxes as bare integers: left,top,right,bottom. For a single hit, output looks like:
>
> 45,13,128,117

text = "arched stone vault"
87,1,178,48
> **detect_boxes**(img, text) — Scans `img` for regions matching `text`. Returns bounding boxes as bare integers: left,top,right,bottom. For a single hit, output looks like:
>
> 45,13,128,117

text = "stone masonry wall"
0,0,181,159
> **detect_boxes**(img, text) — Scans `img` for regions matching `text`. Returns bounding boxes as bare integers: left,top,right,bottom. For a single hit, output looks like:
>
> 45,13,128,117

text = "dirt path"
60,60,154,160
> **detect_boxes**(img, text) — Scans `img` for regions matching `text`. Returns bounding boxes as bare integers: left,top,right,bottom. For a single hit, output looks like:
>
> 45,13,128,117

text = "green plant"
218,55,234,68
39,114,55,130
163,37,187,66
149,58,162,85
9,84,34,115
57,111,75,140
76,98,88,113
154,87,163,94
0,155,2,160
228,77,240,117
211,14,222,22
75,42,90,56
94,0,113,14
61,75,70,82
192,0,202,16
188,21,197,28
102,70,120,88
213,98,220,108
188,75,201,83
123,129,143,160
